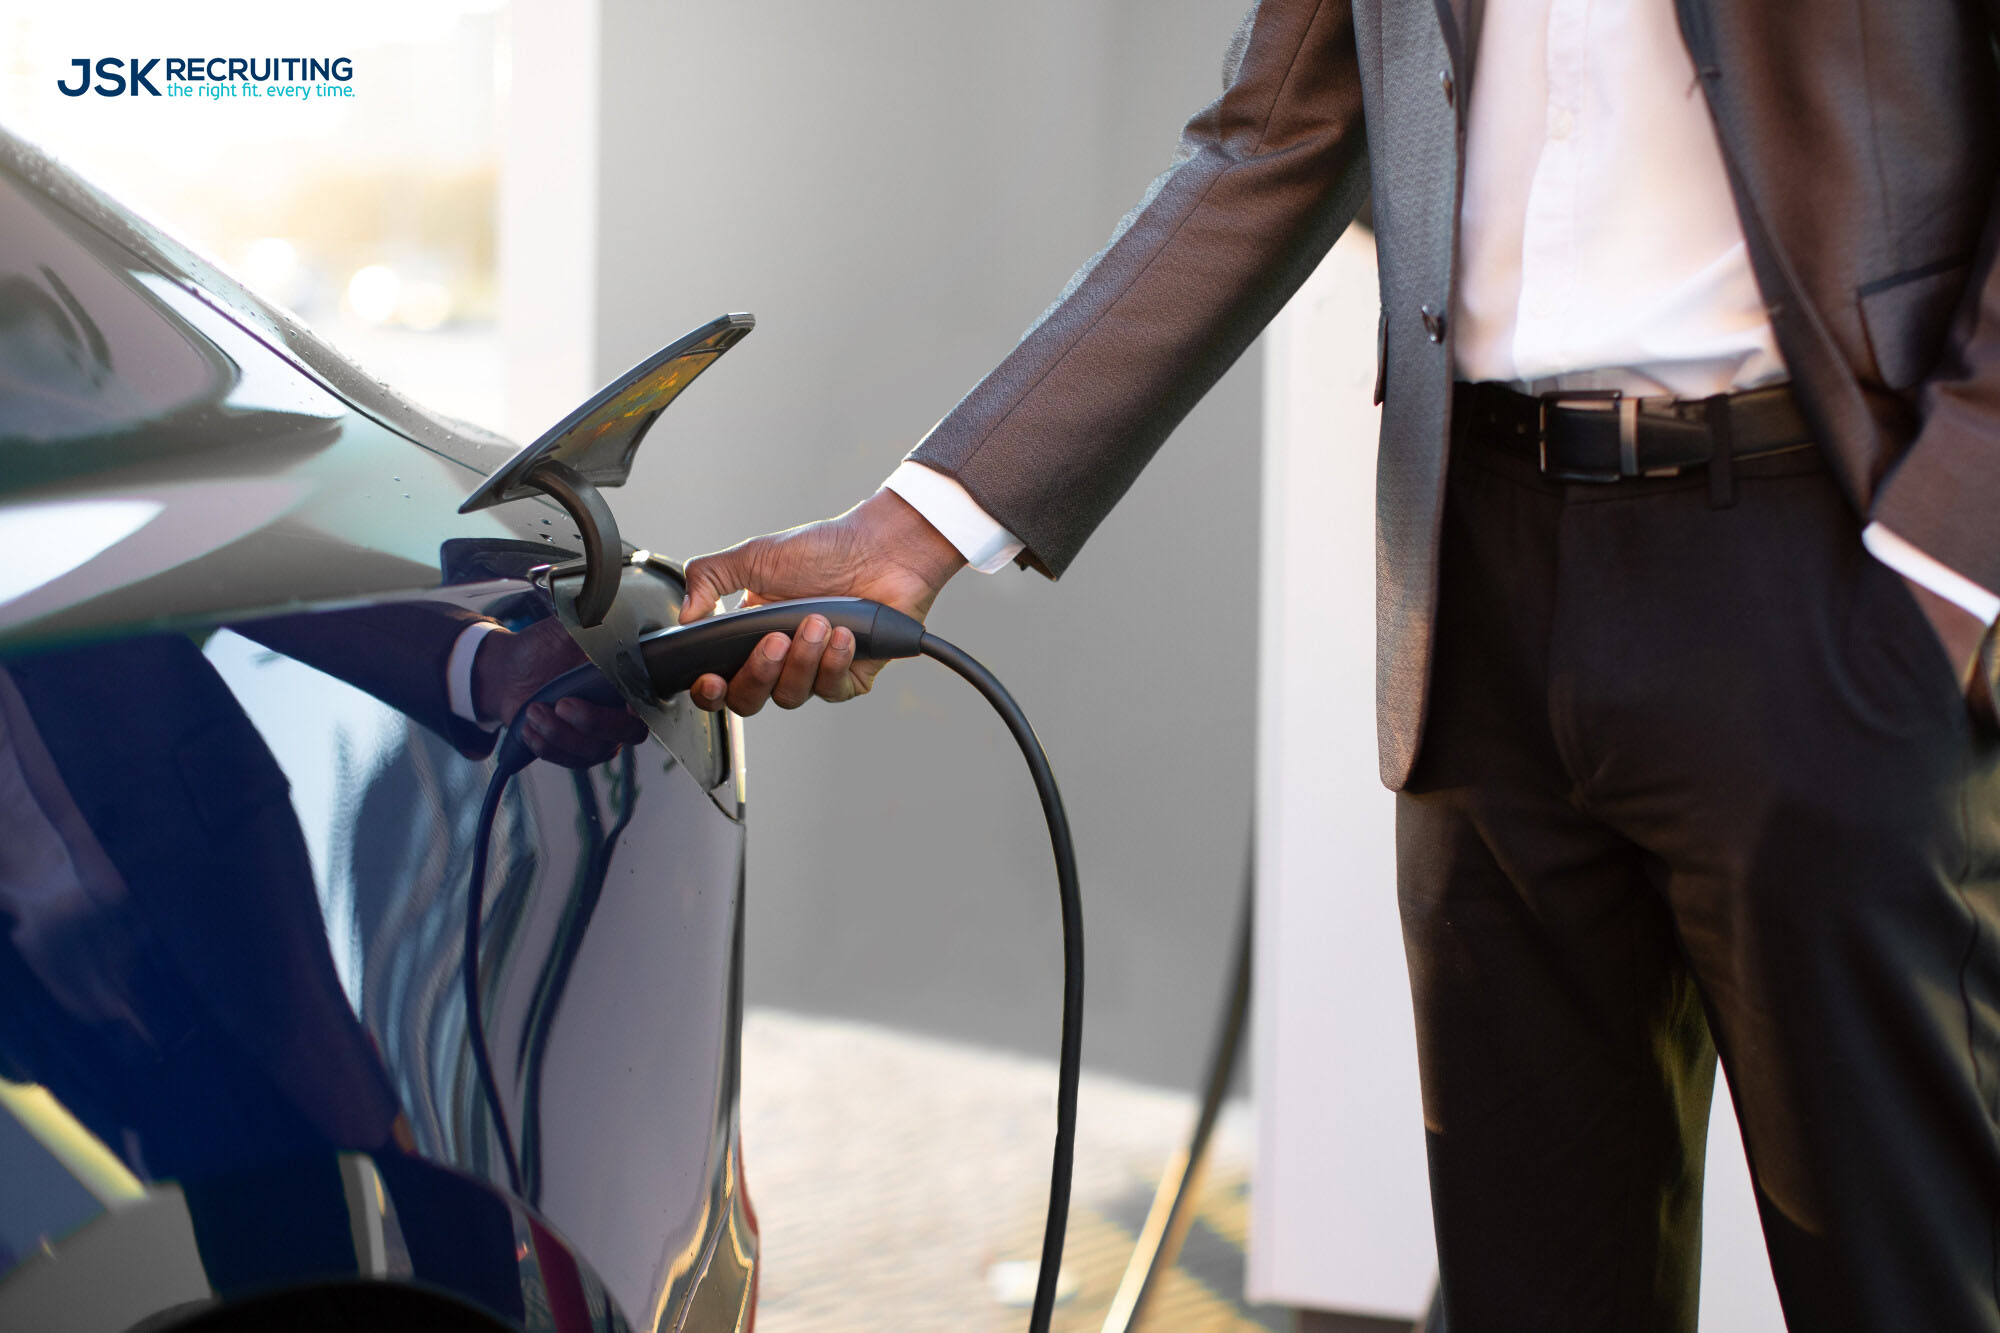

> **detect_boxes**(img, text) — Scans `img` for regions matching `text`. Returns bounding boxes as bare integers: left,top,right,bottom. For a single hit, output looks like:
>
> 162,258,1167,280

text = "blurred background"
1,0,1306,1327
0,0,507,426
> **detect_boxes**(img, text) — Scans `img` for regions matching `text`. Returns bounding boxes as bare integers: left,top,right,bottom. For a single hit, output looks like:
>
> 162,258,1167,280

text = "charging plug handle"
493,597,927,776
638,597,926,697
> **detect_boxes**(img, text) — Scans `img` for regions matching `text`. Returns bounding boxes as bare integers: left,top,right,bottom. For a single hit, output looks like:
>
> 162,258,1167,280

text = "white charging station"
1249,226,1786,1330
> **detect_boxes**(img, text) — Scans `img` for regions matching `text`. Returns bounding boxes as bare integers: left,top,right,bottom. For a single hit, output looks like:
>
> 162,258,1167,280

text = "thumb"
680,539,763,624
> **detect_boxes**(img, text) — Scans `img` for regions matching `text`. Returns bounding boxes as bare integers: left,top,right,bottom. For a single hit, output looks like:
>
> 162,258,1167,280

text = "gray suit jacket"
909,0,2000,788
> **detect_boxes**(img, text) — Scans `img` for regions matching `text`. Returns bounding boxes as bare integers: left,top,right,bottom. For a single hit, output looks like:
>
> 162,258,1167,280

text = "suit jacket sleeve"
907,0,1370,577
1868,2,2000,598
239,604,500,760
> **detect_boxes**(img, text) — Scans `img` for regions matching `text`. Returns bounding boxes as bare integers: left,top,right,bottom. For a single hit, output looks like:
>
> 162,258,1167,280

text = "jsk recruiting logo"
57,57,355,101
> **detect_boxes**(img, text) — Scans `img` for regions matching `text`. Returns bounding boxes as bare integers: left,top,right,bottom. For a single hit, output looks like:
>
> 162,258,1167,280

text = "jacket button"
1421,304,1446,344
1439,68,1455,107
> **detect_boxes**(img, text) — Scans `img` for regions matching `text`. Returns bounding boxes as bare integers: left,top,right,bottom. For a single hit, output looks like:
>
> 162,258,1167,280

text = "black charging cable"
918,632,1082,1333
462,599,1082,1333
463,771,522,1195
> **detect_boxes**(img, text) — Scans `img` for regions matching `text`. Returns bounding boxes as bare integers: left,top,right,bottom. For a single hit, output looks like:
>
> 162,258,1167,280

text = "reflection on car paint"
0,497,162,619
0,181,223,444
1,570,750,1331
129,274,346,420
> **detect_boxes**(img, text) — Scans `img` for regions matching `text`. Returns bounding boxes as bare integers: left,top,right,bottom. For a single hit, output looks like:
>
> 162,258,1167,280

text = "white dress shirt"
1451,0,1786,397
448,619,502,727
887,0,1998,627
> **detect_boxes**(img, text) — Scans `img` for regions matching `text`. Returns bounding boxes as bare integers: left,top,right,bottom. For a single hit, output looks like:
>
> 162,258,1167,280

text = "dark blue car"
0,125,758,1332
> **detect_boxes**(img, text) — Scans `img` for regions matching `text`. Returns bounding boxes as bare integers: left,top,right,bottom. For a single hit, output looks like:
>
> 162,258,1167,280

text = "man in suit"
674,2,2000,1328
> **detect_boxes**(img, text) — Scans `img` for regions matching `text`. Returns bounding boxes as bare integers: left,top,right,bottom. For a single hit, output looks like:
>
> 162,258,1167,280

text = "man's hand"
678,488,967,715
1902,574,1998,725
472,616,649,767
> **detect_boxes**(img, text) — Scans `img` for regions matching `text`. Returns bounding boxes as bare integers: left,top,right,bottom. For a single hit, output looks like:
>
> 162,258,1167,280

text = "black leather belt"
1453,381,1814,482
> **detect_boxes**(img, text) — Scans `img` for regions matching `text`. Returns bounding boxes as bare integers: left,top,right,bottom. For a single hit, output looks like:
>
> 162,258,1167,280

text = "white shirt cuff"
447,621,504,729
1863,523,2000,626
883,461,1024,574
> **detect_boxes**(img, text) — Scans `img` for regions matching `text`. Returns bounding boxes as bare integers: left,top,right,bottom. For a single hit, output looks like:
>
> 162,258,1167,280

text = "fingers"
519,705,597,767
678,553,732,624
519,698,646,769
573,698,652,748
814,626,858,701
691,673,728,711
771,615,829,709
681,538,770,625
724,632,792,715
692,619,863,715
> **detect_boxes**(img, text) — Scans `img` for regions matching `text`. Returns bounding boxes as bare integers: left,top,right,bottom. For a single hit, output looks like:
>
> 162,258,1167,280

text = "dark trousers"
1399,431,2000,1332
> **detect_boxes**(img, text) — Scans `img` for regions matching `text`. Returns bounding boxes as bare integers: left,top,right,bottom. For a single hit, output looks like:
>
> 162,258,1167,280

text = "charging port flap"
457,313,755,627
458,313,754,512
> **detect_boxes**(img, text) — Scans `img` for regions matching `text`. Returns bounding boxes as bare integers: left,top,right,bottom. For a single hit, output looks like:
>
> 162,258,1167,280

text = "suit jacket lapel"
1432,0,1483,84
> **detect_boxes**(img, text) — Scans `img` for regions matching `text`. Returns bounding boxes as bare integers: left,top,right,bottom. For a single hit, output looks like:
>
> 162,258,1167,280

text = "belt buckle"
1537,388,1639,482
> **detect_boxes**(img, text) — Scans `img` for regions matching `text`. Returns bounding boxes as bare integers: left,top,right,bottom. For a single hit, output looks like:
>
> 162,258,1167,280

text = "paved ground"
739,1009,1287,1332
